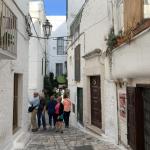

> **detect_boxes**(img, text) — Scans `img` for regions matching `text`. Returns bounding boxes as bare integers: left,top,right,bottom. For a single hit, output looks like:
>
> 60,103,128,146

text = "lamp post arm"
30,35,71,40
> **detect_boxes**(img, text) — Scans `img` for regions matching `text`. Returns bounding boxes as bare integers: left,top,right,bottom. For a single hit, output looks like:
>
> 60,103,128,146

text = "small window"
57,37,64,55
144,0,150,18
56,63,63,76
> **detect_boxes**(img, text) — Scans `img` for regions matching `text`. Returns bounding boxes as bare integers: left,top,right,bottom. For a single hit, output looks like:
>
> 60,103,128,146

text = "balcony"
0,0,17,59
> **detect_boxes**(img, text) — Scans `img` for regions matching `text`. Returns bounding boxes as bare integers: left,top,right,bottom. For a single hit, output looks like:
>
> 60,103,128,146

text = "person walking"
63,93,71,128
37,95,46,130
55,96,64,133
29,92,40,132
47,95,57,128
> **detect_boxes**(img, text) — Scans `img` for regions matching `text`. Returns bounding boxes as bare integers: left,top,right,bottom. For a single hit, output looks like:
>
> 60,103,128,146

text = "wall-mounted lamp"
42,19,52,39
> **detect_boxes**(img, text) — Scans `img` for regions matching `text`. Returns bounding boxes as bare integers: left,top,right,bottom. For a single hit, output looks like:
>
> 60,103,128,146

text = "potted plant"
116,30,125,46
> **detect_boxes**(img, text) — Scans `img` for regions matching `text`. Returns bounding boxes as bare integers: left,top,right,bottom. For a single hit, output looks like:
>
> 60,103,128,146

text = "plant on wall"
106,27,117,52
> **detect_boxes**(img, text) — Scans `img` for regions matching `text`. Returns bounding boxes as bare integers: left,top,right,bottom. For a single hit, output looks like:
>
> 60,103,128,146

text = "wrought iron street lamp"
42,19,52,39
42,19,52,76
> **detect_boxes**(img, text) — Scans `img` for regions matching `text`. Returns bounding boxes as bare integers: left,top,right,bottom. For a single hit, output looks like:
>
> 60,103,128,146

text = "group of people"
29,91,71,133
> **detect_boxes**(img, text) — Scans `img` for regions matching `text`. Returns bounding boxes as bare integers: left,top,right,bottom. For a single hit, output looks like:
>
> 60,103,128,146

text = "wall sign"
119,93,126,118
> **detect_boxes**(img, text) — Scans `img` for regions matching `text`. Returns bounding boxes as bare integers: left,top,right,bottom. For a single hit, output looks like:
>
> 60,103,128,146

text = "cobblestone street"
16,127,121,150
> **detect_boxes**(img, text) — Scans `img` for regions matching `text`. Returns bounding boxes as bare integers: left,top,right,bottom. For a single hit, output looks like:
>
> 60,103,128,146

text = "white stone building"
47,16,67,77
66,0,85,127
67,1,150,148
66,0,85,35
107,0,150,149
67,0,119,146
28,0,47,96
0,0,29,149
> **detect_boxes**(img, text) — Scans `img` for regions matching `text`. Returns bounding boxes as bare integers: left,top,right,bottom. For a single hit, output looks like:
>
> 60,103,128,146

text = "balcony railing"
0,0,17,59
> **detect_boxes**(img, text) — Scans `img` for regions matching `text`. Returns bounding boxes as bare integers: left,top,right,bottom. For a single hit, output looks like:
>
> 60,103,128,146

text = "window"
74,44,80,81
56,63,63,76
57,37,64,55
64,61,67,73
124,0,150,31
144,0,150,18
0,0,17,55
42,58,43,75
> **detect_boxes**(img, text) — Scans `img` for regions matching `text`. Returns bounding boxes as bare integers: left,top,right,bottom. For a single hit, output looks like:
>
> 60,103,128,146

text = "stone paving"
15,127,121,150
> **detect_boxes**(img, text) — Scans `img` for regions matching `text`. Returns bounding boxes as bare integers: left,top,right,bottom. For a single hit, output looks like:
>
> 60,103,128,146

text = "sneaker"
32,128,38,132
61,130,63,133
43,127,47,130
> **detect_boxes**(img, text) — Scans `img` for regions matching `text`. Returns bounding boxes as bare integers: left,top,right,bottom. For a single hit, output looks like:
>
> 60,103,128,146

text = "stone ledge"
13,131,31,150
85,125,103,136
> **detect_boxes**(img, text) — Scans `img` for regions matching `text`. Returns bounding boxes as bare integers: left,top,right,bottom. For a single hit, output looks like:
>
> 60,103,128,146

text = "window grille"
0,0,17,55
56,63,63,76
57,37,64,55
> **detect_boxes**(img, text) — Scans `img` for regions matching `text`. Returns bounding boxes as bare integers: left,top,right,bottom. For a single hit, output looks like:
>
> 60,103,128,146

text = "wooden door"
77,87,83,125
127,87,144,150
127,87,137,150
90,76,101,128
143,88,150,150
13,74,18,132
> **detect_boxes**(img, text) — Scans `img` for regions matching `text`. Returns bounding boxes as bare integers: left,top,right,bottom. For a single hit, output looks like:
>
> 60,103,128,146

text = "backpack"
48,100,56,114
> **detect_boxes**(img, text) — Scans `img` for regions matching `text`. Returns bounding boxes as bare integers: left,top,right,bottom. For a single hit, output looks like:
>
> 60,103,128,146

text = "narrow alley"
1,0,150,150
15,127,121,150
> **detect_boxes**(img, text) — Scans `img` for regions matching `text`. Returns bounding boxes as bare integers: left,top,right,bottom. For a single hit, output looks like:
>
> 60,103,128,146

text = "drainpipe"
12,0,26,17
115,80,121,145
108,55,120,144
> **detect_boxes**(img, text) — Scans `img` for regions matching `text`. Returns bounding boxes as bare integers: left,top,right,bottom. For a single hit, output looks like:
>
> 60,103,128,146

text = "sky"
44,0,66,16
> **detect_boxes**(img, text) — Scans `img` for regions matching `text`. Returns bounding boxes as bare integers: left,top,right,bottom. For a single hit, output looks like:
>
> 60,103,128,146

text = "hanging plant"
106,27,117,52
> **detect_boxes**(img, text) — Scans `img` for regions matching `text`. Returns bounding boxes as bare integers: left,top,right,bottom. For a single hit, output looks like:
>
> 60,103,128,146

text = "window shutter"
124,0,143,31
74,44,80,81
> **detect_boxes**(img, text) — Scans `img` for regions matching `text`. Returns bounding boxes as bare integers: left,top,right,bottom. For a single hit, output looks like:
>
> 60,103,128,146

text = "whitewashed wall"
29,0,46,96
112,30,150,79
80,0,114,136
67,0,119,144
67,0,85,34
0,0,29,149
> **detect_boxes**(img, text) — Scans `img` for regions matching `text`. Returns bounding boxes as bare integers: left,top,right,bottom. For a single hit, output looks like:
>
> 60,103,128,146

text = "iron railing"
0,0,17,56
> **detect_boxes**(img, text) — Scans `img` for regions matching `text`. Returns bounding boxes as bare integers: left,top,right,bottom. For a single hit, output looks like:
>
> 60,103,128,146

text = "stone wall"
0,0,29,149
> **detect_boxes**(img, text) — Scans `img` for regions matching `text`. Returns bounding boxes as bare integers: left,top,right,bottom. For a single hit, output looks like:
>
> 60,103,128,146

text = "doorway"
13,74,19,132
143,88,150,150
90,76,101,128
127,86,150,150
77,87,83,125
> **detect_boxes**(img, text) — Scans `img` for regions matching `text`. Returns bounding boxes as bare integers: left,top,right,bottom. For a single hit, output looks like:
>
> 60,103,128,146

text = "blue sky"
44,0,66,16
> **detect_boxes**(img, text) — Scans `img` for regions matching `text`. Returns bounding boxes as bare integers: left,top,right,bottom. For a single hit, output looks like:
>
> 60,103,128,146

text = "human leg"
66,111,70,127
48,113,52,126
42,111,46,129
63,112,67,127
53,113,57,127
31,109,38,131
60,121,63,133
37,111,42,128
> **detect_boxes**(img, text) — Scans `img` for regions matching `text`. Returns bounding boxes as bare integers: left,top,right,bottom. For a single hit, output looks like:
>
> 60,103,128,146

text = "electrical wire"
82,15,108,33
29,14,46,54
